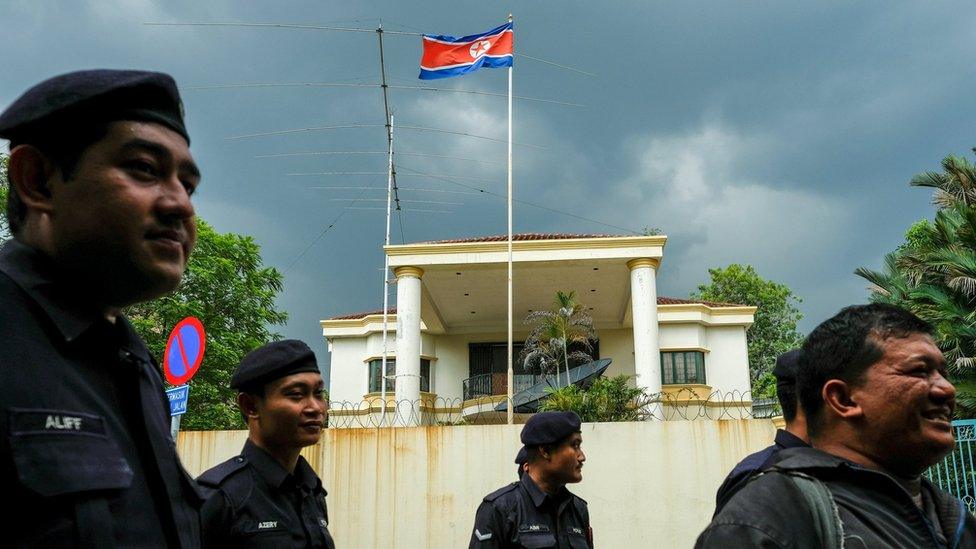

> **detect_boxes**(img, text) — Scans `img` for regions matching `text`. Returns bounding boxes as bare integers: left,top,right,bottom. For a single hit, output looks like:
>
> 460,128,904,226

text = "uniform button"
236,457,244,463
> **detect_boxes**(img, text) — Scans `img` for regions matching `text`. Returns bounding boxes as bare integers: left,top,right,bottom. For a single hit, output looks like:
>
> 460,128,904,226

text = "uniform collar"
520,472,570,509
774,429,809,450
243,439,321,493
0,240,152,362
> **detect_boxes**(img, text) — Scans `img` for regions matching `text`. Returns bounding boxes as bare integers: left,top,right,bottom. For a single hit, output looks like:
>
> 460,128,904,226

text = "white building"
321,234,756,426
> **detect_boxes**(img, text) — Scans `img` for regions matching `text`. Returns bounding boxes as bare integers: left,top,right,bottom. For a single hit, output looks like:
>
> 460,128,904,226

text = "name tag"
570,527,583,535
9,408,105,436
257,521,278,530
518,524,551,533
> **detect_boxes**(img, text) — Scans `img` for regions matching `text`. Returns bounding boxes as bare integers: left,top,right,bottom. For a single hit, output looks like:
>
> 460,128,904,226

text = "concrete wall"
178,419,776,548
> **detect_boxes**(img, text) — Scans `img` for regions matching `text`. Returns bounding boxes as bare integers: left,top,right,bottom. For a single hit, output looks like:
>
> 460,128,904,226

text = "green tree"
520,290,597,385
856,152,976,416
539,375,648,422
127,219,288,430
692,264,804,396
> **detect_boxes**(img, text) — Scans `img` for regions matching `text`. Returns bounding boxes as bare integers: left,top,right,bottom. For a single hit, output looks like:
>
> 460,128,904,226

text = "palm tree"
910,151,976,209
520,291,597,386
857,152,976,417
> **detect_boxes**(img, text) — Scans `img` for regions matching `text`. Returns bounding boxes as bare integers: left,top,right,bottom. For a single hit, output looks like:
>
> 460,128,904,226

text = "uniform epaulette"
483,482,520,502
197,455,249,488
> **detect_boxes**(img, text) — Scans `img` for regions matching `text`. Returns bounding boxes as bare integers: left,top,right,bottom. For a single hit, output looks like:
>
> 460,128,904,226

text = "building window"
660,351,705,384
368,359,431,393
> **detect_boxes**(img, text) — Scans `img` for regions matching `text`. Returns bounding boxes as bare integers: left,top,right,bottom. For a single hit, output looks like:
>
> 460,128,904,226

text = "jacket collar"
520,472,570,509
243,439,321,493
0,240,152,363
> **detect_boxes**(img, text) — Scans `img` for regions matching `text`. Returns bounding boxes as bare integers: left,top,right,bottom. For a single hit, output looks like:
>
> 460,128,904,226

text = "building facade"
321,234,756,426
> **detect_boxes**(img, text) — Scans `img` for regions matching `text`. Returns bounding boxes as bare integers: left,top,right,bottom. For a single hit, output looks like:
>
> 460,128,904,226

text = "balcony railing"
462,373,557,400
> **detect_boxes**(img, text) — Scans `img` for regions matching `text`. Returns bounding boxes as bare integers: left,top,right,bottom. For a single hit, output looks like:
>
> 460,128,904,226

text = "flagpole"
506,12,514,426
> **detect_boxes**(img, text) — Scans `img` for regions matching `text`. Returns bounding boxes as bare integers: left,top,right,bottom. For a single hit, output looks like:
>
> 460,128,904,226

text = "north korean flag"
419,22,514,80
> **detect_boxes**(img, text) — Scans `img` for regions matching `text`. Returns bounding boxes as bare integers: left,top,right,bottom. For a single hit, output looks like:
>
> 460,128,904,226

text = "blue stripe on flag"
419,54,513,80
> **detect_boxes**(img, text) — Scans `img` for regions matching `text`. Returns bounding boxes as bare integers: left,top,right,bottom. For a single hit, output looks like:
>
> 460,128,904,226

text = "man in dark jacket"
0,70,203,547
697,304,976,548
198,340,336,548
712,349,809,515
469,411,592,548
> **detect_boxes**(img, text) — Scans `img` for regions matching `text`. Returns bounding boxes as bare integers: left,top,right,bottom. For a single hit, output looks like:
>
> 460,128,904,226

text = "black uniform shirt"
198,439,336,548
0,239,202,547
470,473,592,549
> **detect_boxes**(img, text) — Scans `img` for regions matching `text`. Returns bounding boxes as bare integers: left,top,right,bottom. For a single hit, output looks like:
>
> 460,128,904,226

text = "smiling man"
470,411,592,548
198,339,335,549
0,70,203,547
697,304,976,548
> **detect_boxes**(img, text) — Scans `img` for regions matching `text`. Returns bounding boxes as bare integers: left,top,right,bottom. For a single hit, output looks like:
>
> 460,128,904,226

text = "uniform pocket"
516,532,557,548
9,408,133,497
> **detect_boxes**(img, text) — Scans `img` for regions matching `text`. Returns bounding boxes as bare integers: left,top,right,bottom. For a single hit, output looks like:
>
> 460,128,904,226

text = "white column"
629,259,661,397
394,266,423,426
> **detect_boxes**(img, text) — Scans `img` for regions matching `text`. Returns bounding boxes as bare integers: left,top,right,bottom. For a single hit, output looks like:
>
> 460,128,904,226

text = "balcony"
461,373,553,400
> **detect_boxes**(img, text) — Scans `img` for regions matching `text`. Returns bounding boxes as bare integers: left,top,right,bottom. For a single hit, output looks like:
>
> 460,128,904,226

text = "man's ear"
7,145,58,214
821,379,862,420
237,392,260,420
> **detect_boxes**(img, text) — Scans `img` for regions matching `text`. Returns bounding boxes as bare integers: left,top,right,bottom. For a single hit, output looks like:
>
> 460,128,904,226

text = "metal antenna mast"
377,24,398,426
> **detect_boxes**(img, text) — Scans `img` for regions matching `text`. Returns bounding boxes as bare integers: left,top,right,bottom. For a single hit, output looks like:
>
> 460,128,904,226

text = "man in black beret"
515,446,528,478
197,339,336,549
711,349,810,515
0,69,202,547
469,411,592,548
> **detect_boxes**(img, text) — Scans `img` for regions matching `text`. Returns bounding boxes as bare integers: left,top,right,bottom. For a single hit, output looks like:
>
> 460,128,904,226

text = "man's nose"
158,176,195,220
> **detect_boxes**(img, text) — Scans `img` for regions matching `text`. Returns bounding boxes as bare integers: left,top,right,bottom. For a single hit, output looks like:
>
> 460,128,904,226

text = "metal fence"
326,387,760,428
926,419,976,513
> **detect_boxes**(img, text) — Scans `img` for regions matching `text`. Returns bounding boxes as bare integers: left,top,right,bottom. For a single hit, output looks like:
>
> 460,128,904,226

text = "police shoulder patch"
483,482,519,502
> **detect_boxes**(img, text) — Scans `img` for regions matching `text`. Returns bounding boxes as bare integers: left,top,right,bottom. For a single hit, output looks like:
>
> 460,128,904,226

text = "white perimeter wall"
178,419,776,548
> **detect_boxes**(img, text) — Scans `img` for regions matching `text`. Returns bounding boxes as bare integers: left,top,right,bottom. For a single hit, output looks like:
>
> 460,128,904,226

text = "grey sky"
4,1,973,381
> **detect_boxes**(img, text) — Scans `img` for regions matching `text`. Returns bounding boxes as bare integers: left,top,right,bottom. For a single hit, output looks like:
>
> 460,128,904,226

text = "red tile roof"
421,233,621,244
328,297,747,320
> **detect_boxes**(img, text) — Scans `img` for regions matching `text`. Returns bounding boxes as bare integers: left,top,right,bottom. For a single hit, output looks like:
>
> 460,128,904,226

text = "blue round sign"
163,317,206,385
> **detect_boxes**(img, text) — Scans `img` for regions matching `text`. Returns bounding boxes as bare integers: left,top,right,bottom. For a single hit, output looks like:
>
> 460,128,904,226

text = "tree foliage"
520,290,597,384
127,219,288,430
692,264,804,396
539,375,647,422
856,151,976,382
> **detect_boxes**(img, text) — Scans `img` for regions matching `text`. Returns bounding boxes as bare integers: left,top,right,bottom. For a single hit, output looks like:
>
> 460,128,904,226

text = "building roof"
420,233,621,244
328,296,746,320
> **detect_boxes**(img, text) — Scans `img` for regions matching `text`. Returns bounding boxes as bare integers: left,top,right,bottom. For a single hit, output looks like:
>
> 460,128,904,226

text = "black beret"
514,446,528,465
772,349,801,383
521,411,582,446
0,69,189,145
231,340,320,390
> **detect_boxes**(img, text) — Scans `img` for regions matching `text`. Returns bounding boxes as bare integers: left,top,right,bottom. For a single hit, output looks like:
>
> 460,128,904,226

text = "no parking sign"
163,317,206,386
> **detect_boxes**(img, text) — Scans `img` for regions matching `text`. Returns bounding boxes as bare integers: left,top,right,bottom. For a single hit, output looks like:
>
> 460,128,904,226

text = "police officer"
0,70,203,547
470,411,593,548
515,446,528,478
198,340,336,548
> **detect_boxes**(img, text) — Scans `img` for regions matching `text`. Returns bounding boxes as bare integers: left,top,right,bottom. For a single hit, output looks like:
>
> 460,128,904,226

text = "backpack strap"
779,470,845,548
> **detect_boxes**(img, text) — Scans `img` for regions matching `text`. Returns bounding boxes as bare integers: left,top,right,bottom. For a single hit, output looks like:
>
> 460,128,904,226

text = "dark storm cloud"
3,1,974,382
